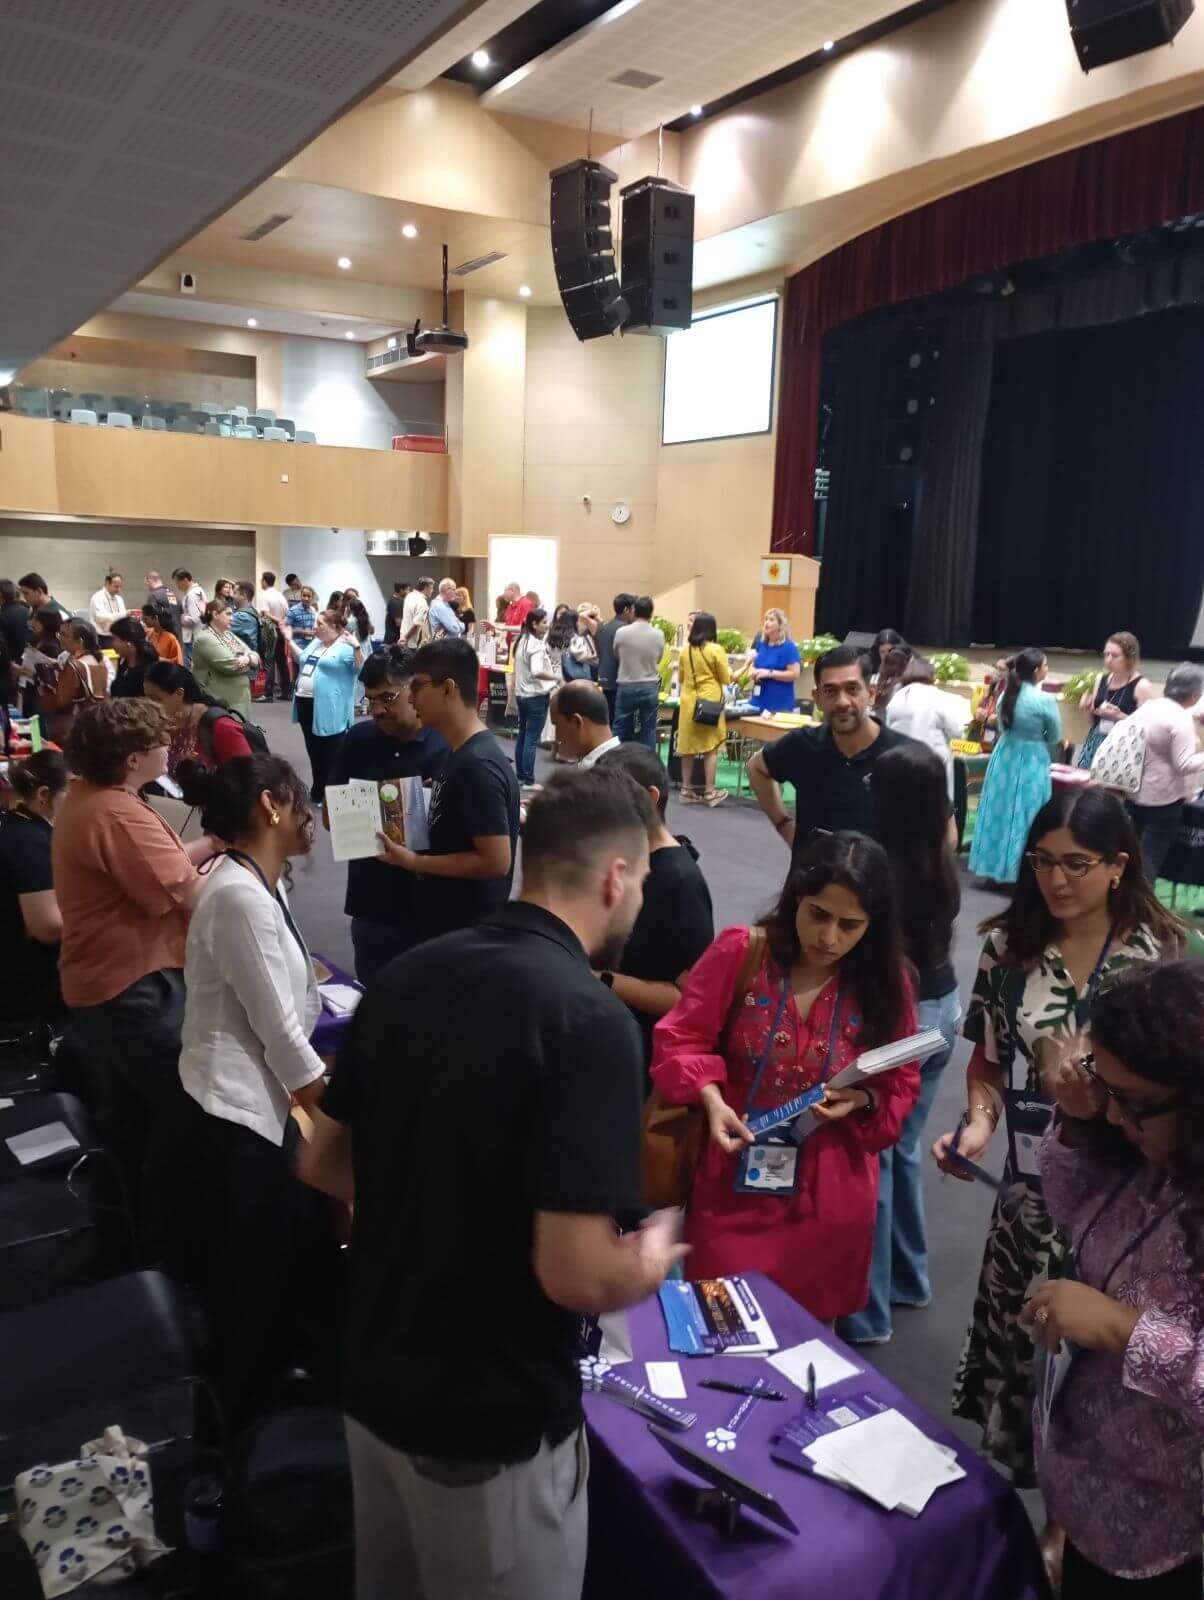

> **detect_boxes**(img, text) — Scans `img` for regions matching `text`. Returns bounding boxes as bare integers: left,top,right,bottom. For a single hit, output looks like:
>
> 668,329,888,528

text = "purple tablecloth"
583,1273,1045,1600
309,955,361,1059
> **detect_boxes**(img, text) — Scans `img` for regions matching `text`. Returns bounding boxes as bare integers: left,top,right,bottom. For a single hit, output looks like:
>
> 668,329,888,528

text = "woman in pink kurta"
651,832,920,1321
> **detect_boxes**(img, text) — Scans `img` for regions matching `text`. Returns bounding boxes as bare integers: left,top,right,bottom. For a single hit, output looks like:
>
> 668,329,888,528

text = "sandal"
705,789,728,807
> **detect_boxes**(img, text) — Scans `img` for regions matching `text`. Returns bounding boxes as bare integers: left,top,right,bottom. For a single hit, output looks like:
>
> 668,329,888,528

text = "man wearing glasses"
376,637,521,941
748,643,916,860
325,647,448,982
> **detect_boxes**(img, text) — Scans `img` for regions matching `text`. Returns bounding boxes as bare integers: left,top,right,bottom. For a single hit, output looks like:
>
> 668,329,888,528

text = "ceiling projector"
407,243,468,356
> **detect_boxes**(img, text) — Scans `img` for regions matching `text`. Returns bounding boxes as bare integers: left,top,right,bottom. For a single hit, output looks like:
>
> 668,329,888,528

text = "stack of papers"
827,1030,946,1090
767,1340,860,1393
800,1408,965,1514
659,1276,778,1357
319,983,362,1018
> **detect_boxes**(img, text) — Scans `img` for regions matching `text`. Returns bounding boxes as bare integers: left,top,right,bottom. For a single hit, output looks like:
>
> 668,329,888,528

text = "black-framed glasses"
1025,851,1106,879
407,677,434,695
1078,1052,1185,1130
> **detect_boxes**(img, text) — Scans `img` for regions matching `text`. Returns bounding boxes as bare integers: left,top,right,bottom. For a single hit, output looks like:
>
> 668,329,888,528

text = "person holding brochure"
325,648,449,982
932,788,1197,1487
170,754,343,1426
1020,962,1204,1599
375,637,519,940
299,768,686,1600
650,831,920,1322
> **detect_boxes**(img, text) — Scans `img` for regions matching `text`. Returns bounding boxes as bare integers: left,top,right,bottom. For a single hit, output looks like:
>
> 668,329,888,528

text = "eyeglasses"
408,677,434,695
1078,1052,1185,1130
1025,851,1106,878
366,689,405,707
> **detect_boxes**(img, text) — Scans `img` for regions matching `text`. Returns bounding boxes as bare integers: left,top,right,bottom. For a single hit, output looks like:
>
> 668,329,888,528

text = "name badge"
300,658,318,679
734,1140,799,1195
1004,1089,1053,1184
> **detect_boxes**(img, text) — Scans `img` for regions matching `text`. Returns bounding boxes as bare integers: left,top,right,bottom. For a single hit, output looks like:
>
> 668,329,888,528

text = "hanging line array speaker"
1066,0,1194,69
550,159,629,342
619,176,694,336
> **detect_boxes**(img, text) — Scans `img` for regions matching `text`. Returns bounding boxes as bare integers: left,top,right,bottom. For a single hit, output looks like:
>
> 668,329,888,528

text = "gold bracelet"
971,1100,999,1126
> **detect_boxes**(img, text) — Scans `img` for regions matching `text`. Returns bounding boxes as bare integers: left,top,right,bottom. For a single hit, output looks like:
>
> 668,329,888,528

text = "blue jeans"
838,988,961,1343
183,641,193,668
614,682,659,750
516,694,549,784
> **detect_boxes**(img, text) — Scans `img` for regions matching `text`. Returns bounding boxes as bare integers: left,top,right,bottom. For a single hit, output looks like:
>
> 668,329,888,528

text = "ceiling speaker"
1066,0,1194,68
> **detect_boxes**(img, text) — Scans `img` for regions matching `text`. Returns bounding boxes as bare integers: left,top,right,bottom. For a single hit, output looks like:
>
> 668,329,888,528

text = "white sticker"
645,1361,687,1400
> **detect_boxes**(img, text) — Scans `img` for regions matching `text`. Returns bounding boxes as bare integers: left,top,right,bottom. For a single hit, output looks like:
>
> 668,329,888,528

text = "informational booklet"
748,1030,947,1141
1033,1336,1080,1444
325,780,384,862
658,1276,778,1357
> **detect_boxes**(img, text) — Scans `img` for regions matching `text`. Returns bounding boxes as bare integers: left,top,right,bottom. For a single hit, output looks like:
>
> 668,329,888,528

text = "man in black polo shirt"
300,767,685,1600
376,637,520,939
748,643,914,864
325,647,448,982
595,592,635,724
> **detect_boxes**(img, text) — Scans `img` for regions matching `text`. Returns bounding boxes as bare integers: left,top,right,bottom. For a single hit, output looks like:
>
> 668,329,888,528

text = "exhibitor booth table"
583,1273,1044,1600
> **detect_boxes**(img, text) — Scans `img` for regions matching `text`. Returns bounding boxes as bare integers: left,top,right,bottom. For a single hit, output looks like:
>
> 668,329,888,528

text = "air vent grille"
241,212,292,241
449,250,506,276
610,68,662,89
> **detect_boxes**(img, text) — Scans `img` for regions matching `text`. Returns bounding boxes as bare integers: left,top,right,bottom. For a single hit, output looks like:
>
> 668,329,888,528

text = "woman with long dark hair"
513,607,558,787
651,831,919,1319
170,754,342,1425
872,627,906,682
969,646,1061,884
0,750,70,1022
144,660,254,800
109,616,158,698
677,610,731,807
933,788,1198,1488
1022,962,1204,1598
840,743,962,1344
872,643,913,718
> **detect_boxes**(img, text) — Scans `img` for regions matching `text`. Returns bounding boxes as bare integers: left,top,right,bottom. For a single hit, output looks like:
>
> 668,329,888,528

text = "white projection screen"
661,298,778,446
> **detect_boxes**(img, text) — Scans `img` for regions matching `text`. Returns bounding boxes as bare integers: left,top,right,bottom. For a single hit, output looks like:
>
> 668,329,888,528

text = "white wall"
276,530,466,633
0,519,254,613
274,334,443,449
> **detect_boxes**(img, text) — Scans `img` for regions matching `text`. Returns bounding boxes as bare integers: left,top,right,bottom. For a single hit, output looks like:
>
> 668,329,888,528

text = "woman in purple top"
1022,960,1204,1598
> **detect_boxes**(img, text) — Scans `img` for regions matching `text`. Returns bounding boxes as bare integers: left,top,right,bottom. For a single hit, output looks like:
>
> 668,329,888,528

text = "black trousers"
263,629,292,700
69,968,188,1261
1126,798,1184,882
1063,1542,1202,1599
294,695,346,802
165,1095,345,1430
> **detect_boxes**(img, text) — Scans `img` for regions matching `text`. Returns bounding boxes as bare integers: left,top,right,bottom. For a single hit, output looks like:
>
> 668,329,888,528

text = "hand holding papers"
325,780,382,862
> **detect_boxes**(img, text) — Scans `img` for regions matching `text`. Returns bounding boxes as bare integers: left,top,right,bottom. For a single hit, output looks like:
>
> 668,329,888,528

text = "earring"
1111,877,1121,889
270,812,280,827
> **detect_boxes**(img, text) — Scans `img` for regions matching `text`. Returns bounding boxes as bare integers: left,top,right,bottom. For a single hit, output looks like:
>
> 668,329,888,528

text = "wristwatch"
600,971,615,989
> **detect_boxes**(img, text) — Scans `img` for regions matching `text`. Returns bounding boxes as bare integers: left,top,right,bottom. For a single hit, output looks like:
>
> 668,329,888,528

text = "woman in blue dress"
969,648,1062,884
748,608,802,714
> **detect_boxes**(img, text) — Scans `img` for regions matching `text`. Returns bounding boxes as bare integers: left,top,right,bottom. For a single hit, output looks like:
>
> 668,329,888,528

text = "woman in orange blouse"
143,604,184,665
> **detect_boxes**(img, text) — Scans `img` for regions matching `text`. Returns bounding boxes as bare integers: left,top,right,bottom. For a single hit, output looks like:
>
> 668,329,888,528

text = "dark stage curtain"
904,341,994,645
973,306,1204,655
772,104,1204,554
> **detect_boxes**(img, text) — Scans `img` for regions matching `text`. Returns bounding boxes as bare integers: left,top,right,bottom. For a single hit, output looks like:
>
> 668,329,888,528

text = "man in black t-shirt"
748,644,915,866
383,581,409,646
300,767,685,1600
376,637,520,939
595,744,714,1076
326,647,448,982
594,592,635,723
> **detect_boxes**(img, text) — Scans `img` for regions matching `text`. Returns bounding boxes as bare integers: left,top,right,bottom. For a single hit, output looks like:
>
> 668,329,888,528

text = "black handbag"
690,647,724,725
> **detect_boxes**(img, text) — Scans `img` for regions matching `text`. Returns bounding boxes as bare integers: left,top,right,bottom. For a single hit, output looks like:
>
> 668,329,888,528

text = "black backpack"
198,705,269,761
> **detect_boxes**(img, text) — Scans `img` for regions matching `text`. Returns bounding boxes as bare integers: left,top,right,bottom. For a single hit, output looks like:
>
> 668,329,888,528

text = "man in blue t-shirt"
286,585,319,647
326,647,449,982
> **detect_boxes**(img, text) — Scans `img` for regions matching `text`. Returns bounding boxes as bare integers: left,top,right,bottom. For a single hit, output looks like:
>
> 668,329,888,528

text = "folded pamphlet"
747,1030,946,1140
658,1276,777,1357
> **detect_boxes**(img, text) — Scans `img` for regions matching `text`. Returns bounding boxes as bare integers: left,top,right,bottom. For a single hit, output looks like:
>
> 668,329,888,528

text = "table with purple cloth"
309,954,361,1059
583,1273,1045,1600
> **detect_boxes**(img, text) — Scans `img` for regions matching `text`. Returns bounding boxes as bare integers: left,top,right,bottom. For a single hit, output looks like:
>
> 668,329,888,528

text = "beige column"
444,293,527,558
255,525,282,578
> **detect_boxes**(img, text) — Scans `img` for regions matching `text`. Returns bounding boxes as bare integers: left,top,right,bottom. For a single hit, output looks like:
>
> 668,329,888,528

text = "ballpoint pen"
806,1362,817,1410
698,1378,787,1401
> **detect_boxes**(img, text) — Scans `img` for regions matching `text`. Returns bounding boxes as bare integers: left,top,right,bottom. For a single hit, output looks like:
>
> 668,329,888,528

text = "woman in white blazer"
170,753,343,1425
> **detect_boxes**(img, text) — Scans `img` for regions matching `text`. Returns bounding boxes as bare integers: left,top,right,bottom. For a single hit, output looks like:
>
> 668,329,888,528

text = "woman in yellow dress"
678,611,731,807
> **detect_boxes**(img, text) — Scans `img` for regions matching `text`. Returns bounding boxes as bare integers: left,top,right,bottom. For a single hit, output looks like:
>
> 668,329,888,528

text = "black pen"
806,1362,817,1410
698,1378,787,1401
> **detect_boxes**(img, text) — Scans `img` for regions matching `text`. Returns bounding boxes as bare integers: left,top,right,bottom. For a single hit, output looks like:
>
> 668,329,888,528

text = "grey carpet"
266,705,1007,1453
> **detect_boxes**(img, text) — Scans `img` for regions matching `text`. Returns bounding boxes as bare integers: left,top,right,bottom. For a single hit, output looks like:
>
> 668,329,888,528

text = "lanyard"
744,978,844,1114
1073,920,1118,1027
1073,1166,1180,1296
224,849,308,962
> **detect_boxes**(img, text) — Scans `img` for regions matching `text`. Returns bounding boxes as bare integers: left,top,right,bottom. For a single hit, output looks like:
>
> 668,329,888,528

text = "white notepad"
805,1408,965,1515
768,1340,860,1393
6,1121,79,1167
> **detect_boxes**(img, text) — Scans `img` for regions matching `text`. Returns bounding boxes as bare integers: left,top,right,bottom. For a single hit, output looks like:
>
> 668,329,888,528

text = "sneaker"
843,1328,893,1346
705,789,728,807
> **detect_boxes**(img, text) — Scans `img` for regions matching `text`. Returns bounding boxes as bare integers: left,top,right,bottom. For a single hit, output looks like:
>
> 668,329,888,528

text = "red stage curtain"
771,105,1204,553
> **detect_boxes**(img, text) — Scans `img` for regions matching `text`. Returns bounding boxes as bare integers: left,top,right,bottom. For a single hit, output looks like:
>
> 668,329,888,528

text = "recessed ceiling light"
401,223,418,239
690,104,703,117
246,317,257,327
518,285,532,298
337,255,352,269
344,330,355,339
471,48,490,69
387,336,397,349
823,38,834,50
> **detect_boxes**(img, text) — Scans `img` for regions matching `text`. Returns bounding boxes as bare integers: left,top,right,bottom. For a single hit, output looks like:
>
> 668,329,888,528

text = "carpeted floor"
266,705,1010,1459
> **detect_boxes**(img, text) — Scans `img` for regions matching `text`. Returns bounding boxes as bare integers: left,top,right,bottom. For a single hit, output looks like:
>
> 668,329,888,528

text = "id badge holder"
733,1134,800,1196
300,657,318,681
1003,1089,1053,1187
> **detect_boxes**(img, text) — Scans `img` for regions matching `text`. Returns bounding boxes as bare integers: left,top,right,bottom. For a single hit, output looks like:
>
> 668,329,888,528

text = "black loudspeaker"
550,160,629,341
1066,0,1194,68
620,177,694,335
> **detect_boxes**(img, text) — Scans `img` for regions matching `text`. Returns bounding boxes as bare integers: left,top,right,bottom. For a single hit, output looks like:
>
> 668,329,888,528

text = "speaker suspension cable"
587,106,594,161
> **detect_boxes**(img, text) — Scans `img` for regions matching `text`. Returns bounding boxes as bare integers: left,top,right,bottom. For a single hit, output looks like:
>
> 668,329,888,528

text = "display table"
583,1274,1043,1600
732,713,815,745
309,955,362,1059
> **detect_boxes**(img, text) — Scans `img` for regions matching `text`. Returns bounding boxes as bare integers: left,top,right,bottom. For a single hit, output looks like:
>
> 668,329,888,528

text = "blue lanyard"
744,978,844,1114
1073,919,1118,1027
224,848,307,961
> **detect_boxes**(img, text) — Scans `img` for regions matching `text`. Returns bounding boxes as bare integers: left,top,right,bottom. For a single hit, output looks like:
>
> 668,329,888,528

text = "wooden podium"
760,555,820,640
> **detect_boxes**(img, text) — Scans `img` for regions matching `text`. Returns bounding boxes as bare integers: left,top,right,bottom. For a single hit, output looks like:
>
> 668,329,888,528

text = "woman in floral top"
933,789,1197,1486
1022,962,1204,1598
652,832,919,1320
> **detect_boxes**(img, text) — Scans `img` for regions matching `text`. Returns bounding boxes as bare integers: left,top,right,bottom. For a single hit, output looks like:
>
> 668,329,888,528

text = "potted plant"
931,652,971,685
